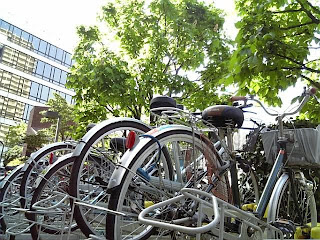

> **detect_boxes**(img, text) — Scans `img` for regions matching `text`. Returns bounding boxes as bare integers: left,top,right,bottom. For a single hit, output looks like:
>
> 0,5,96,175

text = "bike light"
126,131,136,149
310,88,317,95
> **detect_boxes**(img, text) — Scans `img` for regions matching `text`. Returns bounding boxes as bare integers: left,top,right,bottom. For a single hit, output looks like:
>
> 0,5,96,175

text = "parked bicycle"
107,88,318,239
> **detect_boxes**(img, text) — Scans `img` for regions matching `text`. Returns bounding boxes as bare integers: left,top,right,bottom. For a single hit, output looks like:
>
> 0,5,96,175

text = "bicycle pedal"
271,219,296,238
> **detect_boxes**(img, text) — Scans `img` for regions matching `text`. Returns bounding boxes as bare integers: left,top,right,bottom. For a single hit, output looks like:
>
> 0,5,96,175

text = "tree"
3,145,26,166
204,0,320,106
23,130,50,156
68,0,230,128
41,93,75,141
3,122,27,166
5,122,27,148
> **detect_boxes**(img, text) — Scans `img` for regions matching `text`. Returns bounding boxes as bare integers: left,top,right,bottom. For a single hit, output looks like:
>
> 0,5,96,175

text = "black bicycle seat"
202,105,244,128
150,96,177,114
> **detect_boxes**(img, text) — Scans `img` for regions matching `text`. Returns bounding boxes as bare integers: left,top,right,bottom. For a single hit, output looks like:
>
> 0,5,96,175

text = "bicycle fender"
267,173,289,222
107,124,196,192
21,142,75,172
72,117,150,157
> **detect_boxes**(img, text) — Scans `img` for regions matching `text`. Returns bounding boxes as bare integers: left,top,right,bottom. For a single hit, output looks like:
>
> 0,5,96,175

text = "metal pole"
0,141,4,166
55,117,61,142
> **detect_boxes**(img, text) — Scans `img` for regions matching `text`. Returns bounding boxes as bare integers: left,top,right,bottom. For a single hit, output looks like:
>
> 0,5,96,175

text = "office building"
0,18,75,143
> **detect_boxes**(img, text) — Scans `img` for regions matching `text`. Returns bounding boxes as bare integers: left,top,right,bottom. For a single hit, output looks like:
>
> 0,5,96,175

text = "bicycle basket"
261,126,320,167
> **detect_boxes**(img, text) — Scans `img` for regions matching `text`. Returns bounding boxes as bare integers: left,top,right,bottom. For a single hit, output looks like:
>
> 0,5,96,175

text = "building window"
23,104,33,122
41,86,49,101
53,68,61,83
35,60,45,76
32,36,40,50
13,27,22,38
60,71,67,85
56,48,63,62
49,45,57,59
30,82,39,100
0,45,4,60
39,40,47,54
43,63,52,79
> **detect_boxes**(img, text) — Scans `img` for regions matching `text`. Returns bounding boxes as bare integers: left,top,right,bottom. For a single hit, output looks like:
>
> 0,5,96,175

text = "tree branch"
162,56,172,74
296,0,320,23
280,64,320,74
272,8,303,14
105,104,115,114
306,58,320,64
305,0,320,15
300,74,320,89
127,106,136,117
279,21,317,30
280,29,309,38
275,53,305,67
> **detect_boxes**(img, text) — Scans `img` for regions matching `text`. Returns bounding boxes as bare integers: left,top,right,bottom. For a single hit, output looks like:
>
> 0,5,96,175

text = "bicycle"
107,88,318,239
104,96,264,239
28,108,259,239
0,141,76,239
23,117,153,239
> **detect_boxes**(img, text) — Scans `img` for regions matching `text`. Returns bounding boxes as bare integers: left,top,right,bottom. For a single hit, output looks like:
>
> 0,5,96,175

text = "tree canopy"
220,0,320,106
68,0,231,127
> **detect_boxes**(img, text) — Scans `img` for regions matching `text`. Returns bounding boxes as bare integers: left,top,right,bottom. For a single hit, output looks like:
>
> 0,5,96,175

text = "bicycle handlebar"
231,88,316,118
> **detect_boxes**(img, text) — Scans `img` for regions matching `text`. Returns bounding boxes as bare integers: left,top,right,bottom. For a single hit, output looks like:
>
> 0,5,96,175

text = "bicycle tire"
0,165,24,234
28,154,78,240
267,172,317,238
239,170,260,205
106,127,232,240
19,142,75,209
69,118,153,237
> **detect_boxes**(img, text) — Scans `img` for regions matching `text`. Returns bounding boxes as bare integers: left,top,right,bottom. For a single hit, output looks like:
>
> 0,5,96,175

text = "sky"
0,0,237,52
0,0,105,52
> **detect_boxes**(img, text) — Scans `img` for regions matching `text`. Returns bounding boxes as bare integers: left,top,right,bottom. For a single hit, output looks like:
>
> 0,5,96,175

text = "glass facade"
0,18,74,143
1,45,69,88
0,19,73,67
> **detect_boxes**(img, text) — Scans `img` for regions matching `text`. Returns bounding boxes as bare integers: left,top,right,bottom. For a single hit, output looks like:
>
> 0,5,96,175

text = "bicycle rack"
3,190,126,240
138,188,284,240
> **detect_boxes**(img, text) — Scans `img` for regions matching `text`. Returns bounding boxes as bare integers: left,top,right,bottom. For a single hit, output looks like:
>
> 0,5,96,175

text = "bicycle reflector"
126,131,136,149
311,88,317,95
49,152,54,164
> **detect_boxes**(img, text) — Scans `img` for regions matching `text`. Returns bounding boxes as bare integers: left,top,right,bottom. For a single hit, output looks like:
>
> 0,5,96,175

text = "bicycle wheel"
69,118,152,237
107,125,232,240
19,142,75,210
238,169,260,205
268,172,317,239
0,165,24,234
28,154,81,240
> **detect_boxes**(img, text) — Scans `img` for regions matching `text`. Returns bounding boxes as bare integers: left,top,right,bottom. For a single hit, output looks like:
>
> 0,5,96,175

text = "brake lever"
238,103,253,110
242,110,257,114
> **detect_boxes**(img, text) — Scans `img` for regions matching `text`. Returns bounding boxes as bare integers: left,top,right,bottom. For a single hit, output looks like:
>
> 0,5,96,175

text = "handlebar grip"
310,88,317,95
230,96,247,102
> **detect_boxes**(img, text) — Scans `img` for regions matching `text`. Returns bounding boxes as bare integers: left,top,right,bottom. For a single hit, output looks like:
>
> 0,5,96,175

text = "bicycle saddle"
150,96,177,115
202,105,244,128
